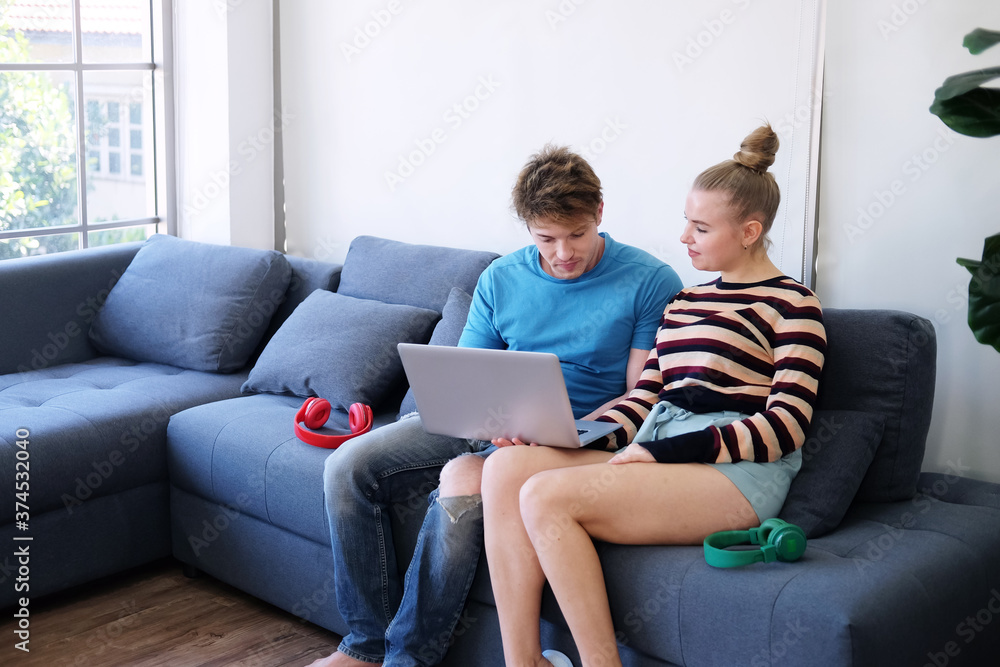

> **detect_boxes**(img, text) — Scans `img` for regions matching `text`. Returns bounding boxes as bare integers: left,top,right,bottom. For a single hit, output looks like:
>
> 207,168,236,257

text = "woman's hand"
608,442,656,464
491,437,539,448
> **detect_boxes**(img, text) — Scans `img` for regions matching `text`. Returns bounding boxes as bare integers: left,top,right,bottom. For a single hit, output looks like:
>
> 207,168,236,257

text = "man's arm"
582,347,651,420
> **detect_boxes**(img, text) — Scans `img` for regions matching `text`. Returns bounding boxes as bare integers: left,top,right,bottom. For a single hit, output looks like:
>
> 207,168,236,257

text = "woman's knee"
439,454,485,497
519,472,576,543
481,446,540,499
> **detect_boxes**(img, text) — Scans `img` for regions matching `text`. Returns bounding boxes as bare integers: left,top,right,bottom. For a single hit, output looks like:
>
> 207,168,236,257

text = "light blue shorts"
631,401,802,523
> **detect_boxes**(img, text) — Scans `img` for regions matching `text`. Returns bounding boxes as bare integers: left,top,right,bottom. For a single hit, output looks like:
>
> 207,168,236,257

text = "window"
0,0,172,260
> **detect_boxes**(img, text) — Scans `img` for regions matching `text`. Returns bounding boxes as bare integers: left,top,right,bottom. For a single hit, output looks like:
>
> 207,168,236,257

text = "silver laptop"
397,343,621,448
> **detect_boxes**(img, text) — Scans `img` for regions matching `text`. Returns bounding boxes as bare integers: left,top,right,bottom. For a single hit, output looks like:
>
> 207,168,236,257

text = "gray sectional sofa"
2,234,999,666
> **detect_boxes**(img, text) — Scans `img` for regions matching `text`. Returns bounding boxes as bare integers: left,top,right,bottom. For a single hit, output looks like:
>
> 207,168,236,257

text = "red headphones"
294,397,373,449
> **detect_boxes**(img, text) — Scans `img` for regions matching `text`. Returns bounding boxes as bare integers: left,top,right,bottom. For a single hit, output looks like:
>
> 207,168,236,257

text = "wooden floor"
0,558,342,667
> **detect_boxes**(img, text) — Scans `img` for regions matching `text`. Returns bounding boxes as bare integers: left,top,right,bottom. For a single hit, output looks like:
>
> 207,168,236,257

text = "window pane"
0,1,74,64
86,101,102,146
0,70,79,234
80,0,151,64
88,223,155,248
1,2,163,262
83,70,153,221
0,232,79,260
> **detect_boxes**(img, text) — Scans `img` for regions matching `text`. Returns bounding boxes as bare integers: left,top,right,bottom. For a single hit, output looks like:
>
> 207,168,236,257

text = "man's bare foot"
303,650,382,667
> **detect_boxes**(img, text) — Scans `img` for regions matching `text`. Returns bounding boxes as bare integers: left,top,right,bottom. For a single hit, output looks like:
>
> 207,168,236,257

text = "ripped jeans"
324,414,493,666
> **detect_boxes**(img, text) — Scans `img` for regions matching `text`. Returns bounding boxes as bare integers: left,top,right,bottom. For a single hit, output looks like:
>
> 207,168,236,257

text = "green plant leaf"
964,28,1000,55
932,67,1000,101
957,233,1000,353
929,86,1000,137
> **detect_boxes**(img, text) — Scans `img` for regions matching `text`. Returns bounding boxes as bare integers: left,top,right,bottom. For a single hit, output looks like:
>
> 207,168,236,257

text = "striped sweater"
596,277,826,464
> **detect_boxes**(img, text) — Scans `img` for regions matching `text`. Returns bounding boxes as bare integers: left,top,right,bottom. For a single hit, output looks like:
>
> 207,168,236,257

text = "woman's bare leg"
481,445,614,667
519,461,759,667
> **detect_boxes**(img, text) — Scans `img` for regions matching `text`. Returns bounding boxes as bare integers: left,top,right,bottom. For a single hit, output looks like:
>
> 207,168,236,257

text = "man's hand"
608,442,655,464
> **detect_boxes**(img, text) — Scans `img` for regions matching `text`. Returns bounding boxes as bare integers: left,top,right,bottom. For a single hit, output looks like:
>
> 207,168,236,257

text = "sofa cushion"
510,497,1000,667
241,290,440,411
167,393,401,545
263,255,343,340
337,235,498,312
0,357,247,522
779,410,884,537
89,234,291,373
398,287,473,417
815,309,937,503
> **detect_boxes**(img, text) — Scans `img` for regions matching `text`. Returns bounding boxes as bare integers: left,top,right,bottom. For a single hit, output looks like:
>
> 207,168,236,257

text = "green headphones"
703,518,807,568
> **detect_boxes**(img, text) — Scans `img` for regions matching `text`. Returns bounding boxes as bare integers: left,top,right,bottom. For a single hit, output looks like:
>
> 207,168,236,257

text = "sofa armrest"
0,242,141,375
918,472,1000,509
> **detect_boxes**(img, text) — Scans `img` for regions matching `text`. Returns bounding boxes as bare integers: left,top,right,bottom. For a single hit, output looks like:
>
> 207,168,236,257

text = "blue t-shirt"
459,233,682,418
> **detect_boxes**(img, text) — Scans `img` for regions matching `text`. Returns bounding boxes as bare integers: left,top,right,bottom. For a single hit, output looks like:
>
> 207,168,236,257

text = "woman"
481,124,827,667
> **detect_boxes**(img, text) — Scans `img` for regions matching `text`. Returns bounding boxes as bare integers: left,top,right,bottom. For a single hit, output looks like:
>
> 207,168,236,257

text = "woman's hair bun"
732,124,779,173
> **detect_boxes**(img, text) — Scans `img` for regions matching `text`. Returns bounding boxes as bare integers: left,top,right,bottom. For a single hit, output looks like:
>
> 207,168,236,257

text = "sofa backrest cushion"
254,254,343,358
241,290,440,412
779,409,885,537
337,235,499,312
0,242,140,376
89,234,291,373
814,309,937,503
398,286,474,417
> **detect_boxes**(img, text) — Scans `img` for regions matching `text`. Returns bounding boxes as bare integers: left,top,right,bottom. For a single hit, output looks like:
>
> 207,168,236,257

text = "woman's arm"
638,298,827,464
582,347,652,420
589,343,667,450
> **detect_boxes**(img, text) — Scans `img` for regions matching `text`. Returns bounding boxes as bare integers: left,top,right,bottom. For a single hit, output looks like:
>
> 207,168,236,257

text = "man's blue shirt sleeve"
630,264,683,351
458,267,506,350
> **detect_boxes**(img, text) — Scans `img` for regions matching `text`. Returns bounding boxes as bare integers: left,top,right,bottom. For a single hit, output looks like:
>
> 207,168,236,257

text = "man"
308,145,682,666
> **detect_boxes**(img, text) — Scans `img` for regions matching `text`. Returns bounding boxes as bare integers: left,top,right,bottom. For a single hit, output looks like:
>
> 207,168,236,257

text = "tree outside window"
0,0,163,261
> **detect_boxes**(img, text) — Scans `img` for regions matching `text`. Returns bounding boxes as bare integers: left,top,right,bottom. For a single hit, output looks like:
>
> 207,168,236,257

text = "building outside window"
0,0,170,260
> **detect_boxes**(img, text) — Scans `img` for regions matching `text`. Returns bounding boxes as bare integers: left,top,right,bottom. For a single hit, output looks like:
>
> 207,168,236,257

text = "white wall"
278,0,822,287
173,0,275,250
819,0,1000,482
272,0,1000,483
